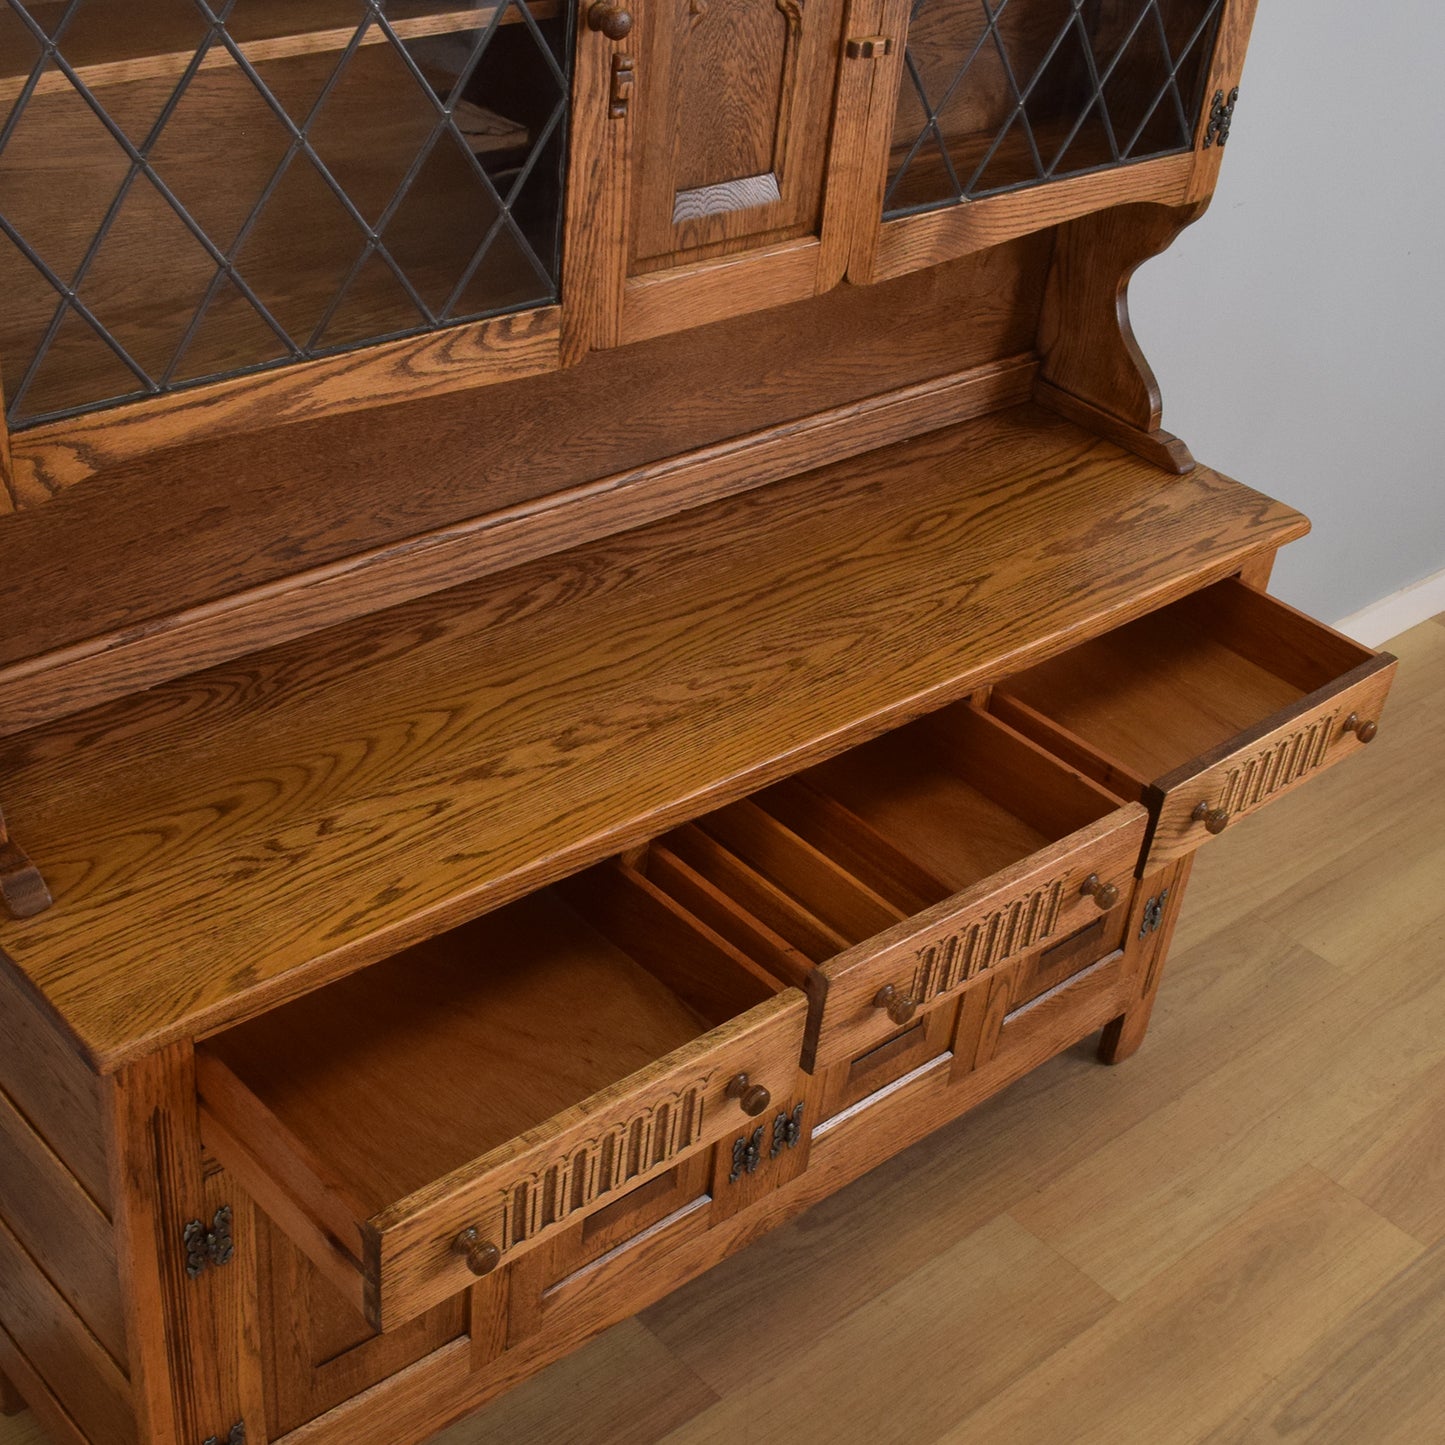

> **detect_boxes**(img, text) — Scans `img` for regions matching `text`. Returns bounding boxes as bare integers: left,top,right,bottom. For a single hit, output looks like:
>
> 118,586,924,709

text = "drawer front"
808,802,1147,1068
1144,654,1396,870
363,987,808,1329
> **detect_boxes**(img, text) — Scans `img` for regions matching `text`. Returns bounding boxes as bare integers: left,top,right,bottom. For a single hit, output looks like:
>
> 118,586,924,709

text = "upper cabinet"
845,0,1250,283
0,0,577,493
0,0,1254,501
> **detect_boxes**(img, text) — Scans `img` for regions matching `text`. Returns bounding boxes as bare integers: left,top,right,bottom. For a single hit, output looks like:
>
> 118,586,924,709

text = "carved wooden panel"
1213,712,1336,814
497,1080,710,1251
630,0,846,271
909,876,1066,1004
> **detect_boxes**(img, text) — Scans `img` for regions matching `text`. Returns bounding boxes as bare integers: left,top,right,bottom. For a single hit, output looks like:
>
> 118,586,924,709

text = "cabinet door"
630,0,846,272
846,0,1256,284
0,0,581,492
576,0,852,346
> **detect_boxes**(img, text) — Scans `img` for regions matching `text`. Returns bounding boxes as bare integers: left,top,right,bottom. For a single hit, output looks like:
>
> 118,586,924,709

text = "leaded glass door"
848,0,1236,284
0,0,574,433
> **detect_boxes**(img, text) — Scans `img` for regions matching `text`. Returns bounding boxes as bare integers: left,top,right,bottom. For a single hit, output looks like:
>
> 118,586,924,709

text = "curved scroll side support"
1035,198,1212,476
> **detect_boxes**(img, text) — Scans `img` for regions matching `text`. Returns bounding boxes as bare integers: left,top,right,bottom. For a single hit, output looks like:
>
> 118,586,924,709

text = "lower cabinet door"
257,1214,470,1439
992,579,1397,871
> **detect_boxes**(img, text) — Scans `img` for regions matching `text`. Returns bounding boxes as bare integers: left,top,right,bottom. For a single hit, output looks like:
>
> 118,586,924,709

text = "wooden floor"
5,615,1443,1445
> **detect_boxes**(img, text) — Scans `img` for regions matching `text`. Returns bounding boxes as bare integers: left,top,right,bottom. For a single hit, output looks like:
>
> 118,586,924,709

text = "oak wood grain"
8,306,562,505
0,356,1039,739
867,152,1194,283
104,1045,265,1445
0,410,1305,1071
0,1216,133,1445
0,956,110,1208
0,1089,126,1368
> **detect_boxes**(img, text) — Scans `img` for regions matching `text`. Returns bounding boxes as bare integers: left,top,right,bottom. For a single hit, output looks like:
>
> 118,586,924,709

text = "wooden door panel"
631,0,847,272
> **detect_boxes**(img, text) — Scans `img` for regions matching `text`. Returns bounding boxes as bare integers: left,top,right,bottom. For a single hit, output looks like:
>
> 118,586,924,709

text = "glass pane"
884,0,1225,220
0,0,573,431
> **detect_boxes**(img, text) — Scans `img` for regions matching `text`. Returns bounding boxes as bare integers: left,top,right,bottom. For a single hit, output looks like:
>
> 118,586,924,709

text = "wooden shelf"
0,404,1307,1070
0,1,562,105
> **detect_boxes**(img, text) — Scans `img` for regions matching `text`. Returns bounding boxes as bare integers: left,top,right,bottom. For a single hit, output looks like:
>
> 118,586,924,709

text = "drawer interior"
993,580,1377,790
201,866,789,1225
637,702,1128,964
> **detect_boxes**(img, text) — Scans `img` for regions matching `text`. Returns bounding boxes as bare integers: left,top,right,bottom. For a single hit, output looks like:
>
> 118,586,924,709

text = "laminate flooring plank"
939,1169,1421,1445
655,1214,1114,1445
426,1320,717,1445
1195,1234,1445,1445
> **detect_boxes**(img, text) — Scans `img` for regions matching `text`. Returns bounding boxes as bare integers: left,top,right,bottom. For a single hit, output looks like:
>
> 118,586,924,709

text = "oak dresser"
0,1,1395,1442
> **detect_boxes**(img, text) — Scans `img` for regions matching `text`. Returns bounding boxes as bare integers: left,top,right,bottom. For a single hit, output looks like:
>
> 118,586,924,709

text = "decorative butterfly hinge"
1139,889,1171,940
771,1102,805,1159
202,1424,246,1445
184,1205,235,1280
0,800,53,920
1203,87,1240,148
730,1124,765,1183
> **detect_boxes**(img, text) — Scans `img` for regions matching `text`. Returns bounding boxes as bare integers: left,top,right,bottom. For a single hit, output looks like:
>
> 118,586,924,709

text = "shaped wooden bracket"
0,802,53,920
1035,199,1211,476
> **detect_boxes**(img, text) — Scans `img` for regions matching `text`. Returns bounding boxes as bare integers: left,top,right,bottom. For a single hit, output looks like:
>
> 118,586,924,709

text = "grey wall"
1130,0,1445,623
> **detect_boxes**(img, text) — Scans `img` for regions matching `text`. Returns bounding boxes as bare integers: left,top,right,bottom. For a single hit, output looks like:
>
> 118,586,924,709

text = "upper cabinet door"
0,0,580,499
629,0,845,272
573,0,852,347
846,0,1256,285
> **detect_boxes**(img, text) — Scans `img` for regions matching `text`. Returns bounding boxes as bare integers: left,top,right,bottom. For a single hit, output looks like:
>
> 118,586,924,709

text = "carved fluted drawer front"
196,866,806,1333
992,579,1398,871
636,703,1147,1070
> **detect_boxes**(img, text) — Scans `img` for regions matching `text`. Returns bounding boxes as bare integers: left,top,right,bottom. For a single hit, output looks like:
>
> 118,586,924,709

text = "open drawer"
633,703,1147,1069
196,866,806,1332
991,580,1397,871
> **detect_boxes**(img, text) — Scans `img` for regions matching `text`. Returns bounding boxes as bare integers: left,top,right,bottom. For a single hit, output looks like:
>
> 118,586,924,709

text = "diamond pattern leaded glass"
885,0,1224,219
0,0,574,430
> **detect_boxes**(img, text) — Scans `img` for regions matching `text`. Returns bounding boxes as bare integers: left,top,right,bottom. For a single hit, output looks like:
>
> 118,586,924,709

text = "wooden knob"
1344,713,1378,744
1079,873,1119,911
726,1072,771,1117
873,984,918,1025
453,1228,501,1277
587,2,633,39
1191,802,1231,835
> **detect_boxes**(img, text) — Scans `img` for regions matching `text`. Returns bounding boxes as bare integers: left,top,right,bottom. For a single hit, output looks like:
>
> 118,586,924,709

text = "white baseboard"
1335,565,1445,647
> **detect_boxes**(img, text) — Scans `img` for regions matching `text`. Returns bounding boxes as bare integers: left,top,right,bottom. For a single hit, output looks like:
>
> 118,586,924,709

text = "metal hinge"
770,1102,805,1159
184,1205,235,1280
1138,889,1171,939
845,34,892,59
202,1425,245,1445
729,1124,765,1184
1203,86,1239,148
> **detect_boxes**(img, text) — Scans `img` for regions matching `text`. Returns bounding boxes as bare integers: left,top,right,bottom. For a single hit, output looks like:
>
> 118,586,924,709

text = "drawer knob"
873,983,919,1025
587,2,634,39
1079,873,1119,911
453,1228,501,1277
1344,712,1379,744
1191,802,1231,835
726,1072,772,1117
